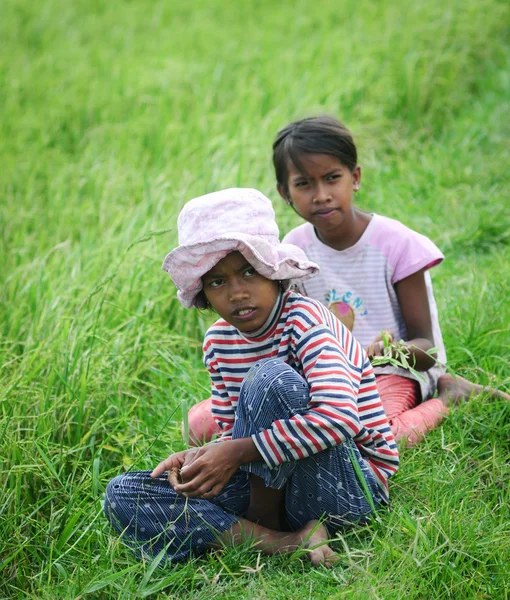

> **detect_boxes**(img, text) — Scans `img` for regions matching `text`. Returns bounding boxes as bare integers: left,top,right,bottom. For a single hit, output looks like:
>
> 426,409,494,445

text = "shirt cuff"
251,431,285,469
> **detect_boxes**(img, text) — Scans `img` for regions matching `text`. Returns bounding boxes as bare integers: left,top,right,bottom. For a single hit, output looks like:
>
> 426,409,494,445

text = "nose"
312,182,331,204
229,277,249,302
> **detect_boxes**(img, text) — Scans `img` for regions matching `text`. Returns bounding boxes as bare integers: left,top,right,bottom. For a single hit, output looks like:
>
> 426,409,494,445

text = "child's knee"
239,358,308,414
250,358,291,380
233,360,310,435
105,473,127,502
104,474,128,523
185,399,221,446
104,472,148,524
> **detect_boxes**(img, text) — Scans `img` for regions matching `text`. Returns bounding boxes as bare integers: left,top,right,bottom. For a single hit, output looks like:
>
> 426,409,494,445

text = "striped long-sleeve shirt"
203,291,399,493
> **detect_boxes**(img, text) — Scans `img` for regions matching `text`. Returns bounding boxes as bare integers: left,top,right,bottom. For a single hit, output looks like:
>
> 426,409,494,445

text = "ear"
277,183,291,204
352,165,362,191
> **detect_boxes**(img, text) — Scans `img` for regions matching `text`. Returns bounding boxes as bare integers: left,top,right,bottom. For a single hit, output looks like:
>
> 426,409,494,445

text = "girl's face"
278,153,361,242
202,251,280,333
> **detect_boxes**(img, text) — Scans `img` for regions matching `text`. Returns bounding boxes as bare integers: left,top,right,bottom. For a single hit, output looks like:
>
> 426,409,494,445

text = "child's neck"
238,290,285,339
315,208,371,251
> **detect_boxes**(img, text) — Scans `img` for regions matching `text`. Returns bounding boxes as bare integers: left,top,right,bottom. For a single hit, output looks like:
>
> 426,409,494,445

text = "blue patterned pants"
104,359,384,561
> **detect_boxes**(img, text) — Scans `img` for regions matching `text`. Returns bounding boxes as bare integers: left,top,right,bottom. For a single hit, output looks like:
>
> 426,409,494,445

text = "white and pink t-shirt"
283,214,446,400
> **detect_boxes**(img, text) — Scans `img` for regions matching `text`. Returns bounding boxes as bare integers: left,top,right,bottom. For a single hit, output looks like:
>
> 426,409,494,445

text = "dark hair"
194,289,211,310
272,116,358,195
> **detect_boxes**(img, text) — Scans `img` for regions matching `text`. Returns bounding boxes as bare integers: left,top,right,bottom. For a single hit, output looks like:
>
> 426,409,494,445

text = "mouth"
313,208,338,218
232,307,257,320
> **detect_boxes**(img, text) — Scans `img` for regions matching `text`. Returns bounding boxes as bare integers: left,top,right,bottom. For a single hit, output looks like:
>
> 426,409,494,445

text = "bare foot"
437,373,510,407
294,520,339,567
216,518,338,567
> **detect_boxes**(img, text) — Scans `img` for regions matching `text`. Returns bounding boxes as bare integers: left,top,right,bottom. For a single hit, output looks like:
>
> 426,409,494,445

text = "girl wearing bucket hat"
104,188,399,566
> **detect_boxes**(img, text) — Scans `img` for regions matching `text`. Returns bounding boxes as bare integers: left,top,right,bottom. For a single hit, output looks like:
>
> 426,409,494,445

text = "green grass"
1,0,509,597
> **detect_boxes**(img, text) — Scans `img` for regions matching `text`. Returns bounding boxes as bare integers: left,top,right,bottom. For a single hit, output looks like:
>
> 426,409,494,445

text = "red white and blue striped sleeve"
252,324,366,467
354,357,399,482
203,346,235,440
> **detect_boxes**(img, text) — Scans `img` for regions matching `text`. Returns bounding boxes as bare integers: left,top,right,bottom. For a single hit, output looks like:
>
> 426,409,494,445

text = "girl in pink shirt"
270,115,509,445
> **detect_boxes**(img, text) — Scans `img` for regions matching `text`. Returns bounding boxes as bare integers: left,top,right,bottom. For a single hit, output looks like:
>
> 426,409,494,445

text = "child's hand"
172,442,243,500
151,448,200,487
365,331,394,359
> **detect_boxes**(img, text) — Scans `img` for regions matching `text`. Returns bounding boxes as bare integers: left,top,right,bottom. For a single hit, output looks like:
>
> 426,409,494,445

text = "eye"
243,266,256,278
326,173,341,182
293,179,308,188
207,278,224,288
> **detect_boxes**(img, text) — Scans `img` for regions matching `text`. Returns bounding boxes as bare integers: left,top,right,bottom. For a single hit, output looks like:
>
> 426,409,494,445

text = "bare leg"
214,518,338,567
244,474,285,531
437,373,510,407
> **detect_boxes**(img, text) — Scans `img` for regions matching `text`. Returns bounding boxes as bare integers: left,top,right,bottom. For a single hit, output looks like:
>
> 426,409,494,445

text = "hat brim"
162,234,319,308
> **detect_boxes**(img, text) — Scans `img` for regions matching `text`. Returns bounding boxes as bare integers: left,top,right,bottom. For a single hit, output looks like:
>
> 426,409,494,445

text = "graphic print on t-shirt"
325,289,368,332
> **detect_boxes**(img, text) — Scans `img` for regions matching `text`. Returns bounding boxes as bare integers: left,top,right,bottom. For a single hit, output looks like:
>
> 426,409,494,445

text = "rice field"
1,0,509,597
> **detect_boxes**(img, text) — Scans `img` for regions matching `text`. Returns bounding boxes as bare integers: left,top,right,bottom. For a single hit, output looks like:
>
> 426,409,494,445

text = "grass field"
1,0,509,598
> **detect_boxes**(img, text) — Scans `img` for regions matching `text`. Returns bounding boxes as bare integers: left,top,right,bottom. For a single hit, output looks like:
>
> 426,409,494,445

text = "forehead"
204,251,248,276
288,153,346,177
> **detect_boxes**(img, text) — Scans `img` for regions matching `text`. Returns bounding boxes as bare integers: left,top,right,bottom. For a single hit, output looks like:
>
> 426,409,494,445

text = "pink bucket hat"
162,188,320,308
